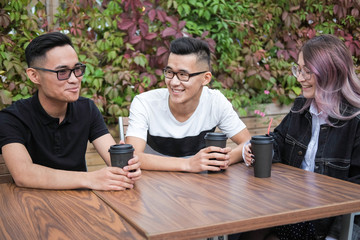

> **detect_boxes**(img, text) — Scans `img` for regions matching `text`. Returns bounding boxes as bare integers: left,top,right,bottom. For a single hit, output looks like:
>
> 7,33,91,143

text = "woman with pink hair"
242,34,360,240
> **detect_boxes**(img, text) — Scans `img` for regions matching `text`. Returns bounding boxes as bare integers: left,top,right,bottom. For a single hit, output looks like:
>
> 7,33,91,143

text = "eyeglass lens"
292,65,311,79
163,69,189,81
58,65,86,80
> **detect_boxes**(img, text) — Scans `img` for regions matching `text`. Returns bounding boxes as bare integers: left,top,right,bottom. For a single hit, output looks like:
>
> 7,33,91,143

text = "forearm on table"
137,152,187,171
229,143,245,165
13,164,89,189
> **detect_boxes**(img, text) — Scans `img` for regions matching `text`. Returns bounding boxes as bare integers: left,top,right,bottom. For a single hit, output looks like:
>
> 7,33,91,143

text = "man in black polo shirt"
0,32,141,190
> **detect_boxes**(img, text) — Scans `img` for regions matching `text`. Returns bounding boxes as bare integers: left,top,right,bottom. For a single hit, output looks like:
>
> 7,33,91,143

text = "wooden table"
0,183,144,240
94,163,360,240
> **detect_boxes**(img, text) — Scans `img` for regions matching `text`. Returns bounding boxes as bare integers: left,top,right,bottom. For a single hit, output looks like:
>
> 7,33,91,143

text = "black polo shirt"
0,91,109,171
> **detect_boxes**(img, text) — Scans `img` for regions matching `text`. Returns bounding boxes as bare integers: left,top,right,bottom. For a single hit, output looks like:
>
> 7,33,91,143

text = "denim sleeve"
270,112,292,163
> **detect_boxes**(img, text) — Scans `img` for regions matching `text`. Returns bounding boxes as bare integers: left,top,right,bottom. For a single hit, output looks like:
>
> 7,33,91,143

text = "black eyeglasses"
163,68,208,82
32,64,86,81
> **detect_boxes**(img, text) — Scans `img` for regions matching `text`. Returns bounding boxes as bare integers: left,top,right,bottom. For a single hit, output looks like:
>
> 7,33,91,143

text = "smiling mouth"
302,85,312,89
66,87,79,92
172,88,184,93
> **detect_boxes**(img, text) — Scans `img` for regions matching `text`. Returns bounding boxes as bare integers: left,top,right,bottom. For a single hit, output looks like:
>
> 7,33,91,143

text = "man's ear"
26,68,41,85
202,71,212,85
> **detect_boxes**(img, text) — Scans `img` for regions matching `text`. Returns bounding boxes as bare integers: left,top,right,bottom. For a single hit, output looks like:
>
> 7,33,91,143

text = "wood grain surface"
94,163,360,240
0,183,145,240
0,155,13,184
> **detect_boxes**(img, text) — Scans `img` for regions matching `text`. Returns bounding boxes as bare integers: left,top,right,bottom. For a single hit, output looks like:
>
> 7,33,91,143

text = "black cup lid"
109,144,134,153
204,132,227,141
250,135,274,144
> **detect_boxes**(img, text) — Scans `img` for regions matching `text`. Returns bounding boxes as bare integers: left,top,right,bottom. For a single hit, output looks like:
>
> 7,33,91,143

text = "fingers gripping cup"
204,132,227,167
250,135,274,178
108,144,134,169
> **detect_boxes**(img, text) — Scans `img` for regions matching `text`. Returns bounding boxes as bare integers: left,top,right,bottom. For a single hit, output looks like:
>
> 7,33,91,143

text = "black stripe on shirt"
146,127,216,157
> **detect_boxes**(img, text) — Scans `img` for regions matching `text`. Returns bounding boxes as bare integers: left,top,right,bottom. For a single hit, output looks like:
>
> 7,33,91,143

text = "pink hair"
298,34,360,124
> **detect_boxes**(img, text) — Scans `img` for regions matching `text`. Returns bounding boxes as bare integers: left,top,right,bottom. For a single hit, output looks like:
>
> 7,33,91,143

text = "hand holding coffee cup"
108,144,135,170
204,132,228,172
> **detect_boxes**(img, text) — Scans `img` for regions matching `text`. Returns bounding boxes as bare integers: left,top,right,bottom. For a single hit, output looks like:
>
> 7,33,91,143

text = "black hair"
169,37,211,69
25,32,74,67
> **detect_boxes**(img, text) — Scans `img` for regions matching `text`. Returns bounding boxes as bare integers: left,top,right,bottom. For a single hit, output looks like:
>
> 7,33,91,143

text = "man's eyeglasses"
32,64,86,81
291,64,313,80
163,68,208,82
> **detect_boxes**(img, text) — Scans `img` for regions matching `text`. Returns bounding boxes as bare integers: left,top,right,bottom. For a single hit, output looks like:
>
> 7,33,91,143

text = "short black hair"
25,32,74,67
169,37,211,70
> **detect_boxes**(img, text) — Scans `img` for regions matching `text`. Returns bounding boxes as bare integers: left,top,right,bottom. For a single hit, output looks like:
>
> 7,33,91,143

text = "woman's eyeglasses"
291,65,313,80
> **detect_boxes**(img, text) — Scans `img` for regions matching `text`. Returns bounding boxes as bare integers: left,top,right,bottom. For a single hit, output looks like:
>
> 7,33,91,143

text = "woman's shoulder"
291,96,308,111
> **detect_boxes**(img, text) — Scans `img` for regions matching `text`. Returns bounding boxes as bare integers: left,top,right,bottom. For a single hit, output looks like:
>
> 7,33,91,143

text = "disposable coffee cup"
108,144,134,169
250,135,274,178
204,132,227,172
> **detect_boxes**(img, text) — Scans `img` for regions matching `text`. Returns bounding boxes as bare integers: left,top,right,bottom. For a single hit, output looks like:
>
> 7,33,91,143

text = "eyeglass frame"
31,63,86,81
163,68,208,82
291,64,313,80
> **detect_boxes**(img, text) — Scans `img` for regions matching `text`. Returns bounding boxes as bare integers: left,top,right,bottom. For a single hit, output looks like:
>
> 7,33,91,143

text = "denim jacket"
270,97,360,238
271,97,360,184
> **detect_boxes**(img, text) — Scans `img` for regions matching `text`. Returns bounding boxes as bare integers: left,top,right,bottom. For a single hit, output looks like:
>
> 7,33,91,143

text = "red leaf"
178,20,186,29
129,36,141,44
286,40,297,49
246,69,257,77
128,25,137,37
289,50,298,60
144,32,157,40
275,41,284,49
260,71,271,80
165,16,178,26
139,22,149,36
148,9,156,21
201,31,210,38
157,10,167,22
155,69,163,76
307,29,316,38
175,32,184,38
156,46,168,56
118,19,135,30
351,8,359,17
282,11,288,21
162,27,177,37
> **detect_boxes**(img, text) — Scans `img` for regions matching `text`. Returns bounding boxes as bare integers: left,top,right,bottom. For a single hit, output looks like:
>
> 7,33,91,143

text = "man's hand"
123,155,141,181
87,167,135,191
185,146,231,172
87,155,141,190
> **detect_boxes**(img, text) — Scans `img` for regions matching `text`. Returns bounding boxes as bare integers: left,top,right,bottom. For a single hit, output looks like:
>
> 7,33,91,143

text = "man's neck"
169,99,200,123
38,91,68,123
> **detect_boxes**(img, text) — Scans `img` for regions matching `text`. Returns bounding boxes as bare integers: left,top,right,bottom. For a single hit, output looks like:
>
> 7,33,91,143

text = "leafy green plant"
1,0,360,122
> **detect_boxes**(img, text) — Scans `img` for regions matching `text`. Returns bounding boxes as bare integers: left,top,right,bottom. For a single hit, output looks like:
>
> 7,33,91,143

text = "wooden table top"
94,163,360,240
0,183,145,240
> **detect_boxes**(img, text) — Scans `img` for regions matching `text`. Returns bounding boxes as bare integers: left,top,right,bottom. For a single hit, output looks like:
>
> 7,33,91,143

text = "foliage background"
1,0,360,123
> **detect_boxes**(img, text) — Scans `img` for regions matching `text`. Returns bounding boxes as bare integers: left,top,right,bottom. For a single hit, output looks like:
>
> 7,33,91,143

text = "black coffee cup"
204,132,228,172
204,132,227,148
250,135,274,178
108,144,134,169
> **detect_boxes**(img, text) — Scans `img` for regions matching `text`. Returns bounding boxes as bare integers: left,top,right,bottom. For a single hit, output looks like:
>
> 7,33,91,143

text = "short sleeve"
215,92,246,138
88,100,109,142
0,111,28,153
126,95,149,141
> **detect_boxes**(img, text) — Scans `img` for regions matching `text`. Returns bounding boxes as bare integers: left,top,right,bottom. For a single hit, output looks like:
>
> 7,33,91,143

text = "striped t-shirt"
126,87,246,157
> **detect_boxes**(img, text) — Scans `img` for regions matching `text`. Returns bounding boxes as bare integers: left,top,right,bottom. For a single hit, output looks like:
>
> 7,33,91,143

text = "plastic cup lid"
204,132,227,140
108,144,134,153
